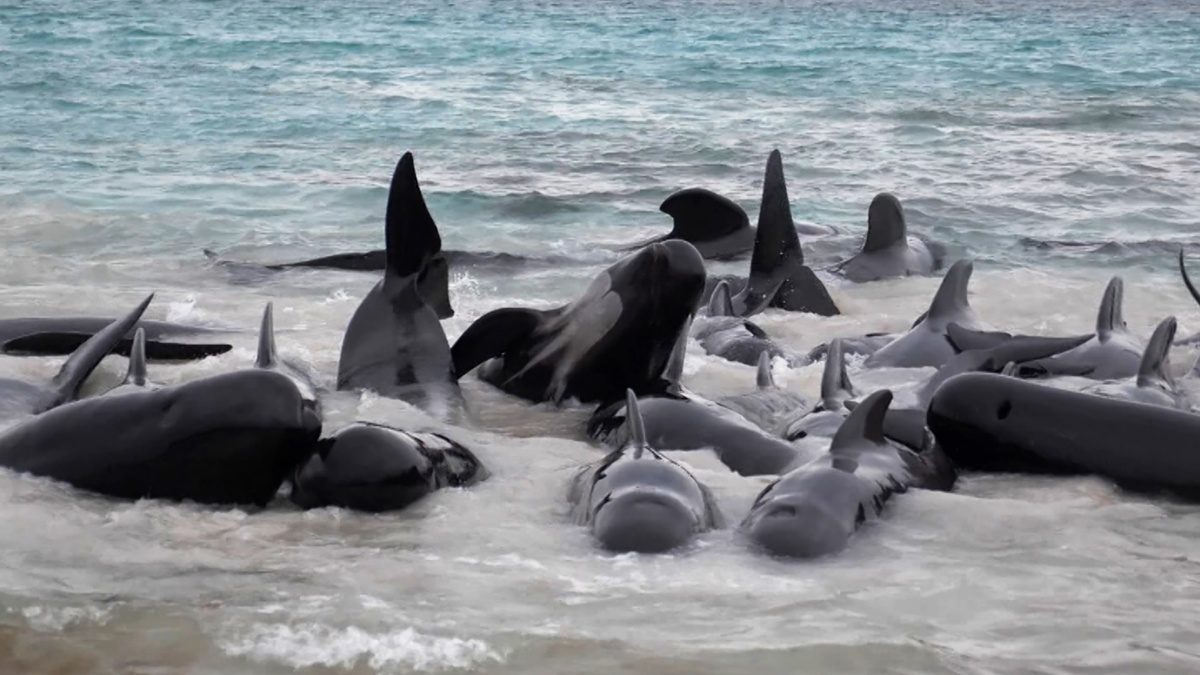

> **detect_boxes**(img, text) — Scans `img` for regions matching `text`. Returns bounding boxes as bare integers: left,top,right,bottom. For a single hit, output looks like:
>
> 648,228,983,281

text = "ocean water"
3,1,1200,673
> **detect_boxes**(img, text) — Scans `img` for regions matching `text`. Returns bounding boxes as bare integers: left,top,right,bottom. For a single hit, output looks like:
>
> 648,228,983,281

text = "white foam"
219,623,504,672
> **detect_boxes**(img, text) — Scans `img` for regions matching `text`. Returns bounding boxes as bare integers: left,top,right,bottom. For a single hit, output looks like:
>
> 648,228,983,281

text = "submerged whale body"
742,390,954,559
0,369,321,506
832,193,944,282
291,423,488,512
570,390,721,553
928,372,1200,496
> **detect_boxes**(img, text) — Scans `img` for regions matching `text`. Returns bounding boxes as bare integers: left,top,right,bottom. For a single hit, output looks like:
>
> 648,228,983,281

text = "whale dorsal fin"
748,149,803,279
1096,277,1125,341
123,327,148,387
862,193,907,252
755,351,775,389
820,339,857,408
831,389,891,452
1139,316,1177,387
660,188,750,241
255,302,277,369
707,279,735,316
450,307,544,379
49,294,154,409
625,389,648,459
927,259,973,324
384,151,442,281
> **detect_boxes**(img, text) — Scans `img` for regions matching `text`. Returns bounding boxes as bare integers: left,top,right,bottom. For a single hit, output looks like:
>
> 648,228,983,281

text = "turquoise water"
3,0,1199,269
5,3,1200,674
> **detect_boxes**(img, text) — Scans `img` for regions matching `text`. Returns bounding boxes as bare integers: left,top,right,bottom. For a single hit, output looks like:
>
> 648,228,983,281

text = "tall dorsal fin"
385,151,442,279
1138,316,1177,387
1096,276,1125,340
820,339,856,407
49,294,154,409
927,259,973,323
755,351,775,389
123,327,148,387
862,193,907,252
707,280,735,316
255,302,277,369
830,389,891,452
625,389,648,459
664,318,690,384
748,149,803,278
660,188,750,241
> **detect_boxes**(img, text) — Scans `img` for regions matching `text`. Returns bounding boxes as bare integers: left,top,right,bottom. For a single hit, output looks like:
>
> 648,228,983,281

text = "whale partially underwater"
831,193,945,282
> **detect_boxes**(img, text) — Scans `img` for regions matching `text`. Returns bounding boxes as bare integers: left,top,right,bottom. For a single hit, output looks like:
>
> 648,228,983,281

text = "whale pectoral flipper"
945,324,1013,352
48,294,154,409
450,308,543,379
1,333,232,360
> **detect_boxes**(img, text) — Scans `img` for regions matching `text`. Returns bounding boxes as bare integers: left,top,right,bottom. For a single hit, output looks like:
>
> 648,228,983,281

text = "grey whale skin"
570,391,722,553
1016,276,1142,380
337,152,467,421
691,280,805,367
452,239,706,404
741,390,955,559
291,423,488,513
0,369,321,506
927,372,1200,495
0,316,231,360
831,193,944,282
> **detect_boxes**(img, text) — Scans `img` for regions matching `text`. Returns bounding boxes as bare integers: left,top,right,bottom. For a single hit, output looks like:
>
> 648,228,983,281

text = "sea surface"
3,1,1200,673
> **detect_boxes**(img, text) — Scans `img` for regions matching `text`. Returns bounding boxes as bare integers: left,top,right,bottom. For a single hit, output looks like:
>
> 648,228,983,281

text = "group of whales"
5,148,1200,559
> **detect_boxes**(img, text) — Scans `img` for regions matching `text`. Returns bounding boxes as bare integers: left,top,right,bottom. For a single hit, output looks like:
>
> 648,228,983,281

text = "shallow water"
4,1,1200,673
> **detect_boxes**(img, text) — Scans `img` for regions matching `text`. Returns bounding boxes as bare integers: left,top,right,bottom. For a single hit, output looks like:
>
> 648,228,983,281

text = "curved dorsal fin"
862,193,907,252
927,259,973,323
749,149,803,279
1096,277,1125,341
660,188,750,241
625,389,648,459
385,151,442,279
831,389,891,452
1139,316,1177,387
50,294,154,409
123,327,148,387
820,339,856,407
755,351,775,389
256,302,277,369
707,279,735,316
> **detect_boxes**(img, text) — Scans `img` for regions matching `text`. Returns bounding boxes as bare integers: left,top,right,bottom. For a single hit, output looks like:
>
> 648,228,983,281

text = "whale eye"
996,400,1012,421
